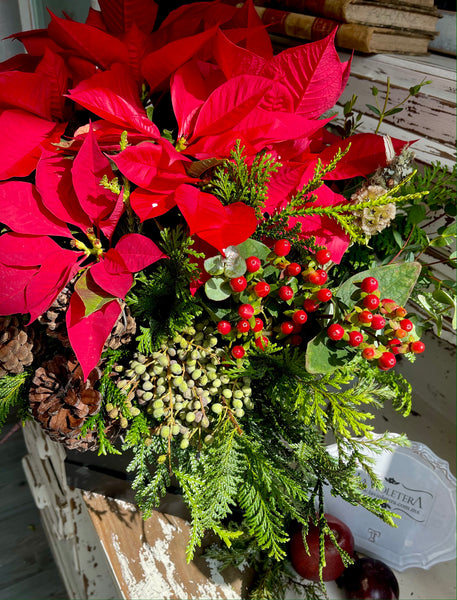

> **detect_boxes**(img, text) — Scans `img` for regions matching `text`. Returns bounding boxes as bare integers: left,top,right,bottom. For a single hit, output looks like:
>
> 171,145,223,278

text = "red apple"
289,514,355,581
337,557,399,599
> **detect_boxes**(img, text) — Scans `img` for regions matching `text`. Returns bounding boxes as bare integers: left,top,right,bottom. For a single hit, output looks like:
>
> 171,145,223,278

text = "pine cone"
104,303,136,350
0,316,41,377
38,287,72,347
29,355,109,451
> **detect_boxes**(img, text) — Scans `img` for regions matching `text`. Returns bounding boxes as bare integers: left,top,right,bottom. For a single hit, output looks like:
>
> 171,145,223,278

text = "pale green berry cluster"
115,323,253,447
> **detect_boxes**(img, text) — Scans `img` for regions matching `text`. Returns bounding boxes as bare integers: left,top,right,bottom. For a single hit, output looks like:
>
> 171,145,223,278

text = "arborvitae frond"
209,141,282,218
361,365,413,416
0,371,29,430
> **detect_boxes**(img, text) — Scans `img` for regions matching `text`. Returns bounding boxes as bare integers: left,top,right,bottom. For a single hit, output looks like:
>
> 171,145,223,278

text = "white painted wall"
0,0,23,61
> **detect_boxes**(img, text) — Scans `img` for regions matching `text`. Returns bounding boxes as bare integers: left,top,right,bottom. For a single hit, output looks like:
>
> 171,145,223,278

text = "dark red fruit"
254,281,270,298
279,285,294,301
231,345,245,359
378,351,396,370
289,514,354,582
274,239,291,256
337,557,399,599
246,256,261,273
360,277,379,293
238,303,254,319
358,310,373,324
217,320,231,335
255,336,268,350
287,262,302,276
316,288,332,302
371,315,386,330
315,249,332,265
399,318,413,332
281,322,295,335
230,276,247,292
253,318,264,332
348,331,364,347
303,298,320,312
363,294,380,310
410,340,425,354
237,320,250,333
290,334,302,346
293,310,308,325
327,324,344,340
308,269,328,286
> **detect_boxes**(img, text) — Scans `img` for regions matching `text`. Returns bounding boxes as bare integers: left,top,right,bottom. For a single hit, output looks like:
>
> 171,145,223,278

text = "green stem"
374,77,391,134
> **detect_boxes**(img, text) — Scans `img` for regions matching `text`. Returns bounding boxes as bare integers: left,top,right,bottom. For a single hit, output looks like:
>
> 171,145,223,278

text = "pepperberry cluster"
206,239,335,360
326,276,425,371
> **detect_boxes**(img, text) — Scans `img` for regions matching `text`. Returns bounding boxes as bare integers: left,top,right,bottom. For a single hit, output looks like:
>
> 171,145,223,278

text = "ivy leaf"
336,262,422,308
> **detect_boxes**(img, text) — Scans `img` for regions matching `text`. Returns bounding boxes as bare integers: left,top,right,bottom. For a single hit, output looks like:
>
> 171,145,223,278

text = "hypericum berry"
400,318,414,332
237,320,251,333
255,336,269,350
395,328,407,339
273,239,291,256
363,294,380,310
315,248,332,265
358,310,373,324
290,334,302,346
281,321,295,335
410,340,425,354
291,322,303,333
254,281,270,298
327,323,344,340
371,314,386,330
360,277,379,293
279,285,294,301
362,346,376,360
303,298,320,312
316,288,332,302
238,303,254,319
387,339,402,354
308,269,328,286
217,320,231,335
253,318,264,332
395,306,408,318
232,345,245,359
230,276,247,292
378,351,396,371
292,310,308,325
348,330,364,346
246,256,261,273
287,262,302,276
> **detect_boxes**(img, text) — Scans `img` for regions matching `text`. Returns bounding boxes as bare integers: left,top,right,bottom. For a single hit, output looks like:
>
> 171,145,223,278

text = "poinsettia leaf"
47,11,130,69
175,184,257,254
141,26,218,92
0,263,38,315
213,29,266,79
336,262,422,309
68,64,159,136
98,188,125,240
36,149,92,229
0,233,66,267
224,0,273,58
317,133,409,180
0,109,56,181
71,125,118,224
89,249,133,299
75,269,117,316
35,48,69,121
85,7,107,30
0,181,71,237
98,0,158,34
25,248,81,322
114,233,167,272
120,22,150,81
0,71,52,119
305,332,351,374
0,53,40,72
130,187,177,221
67,293,121,380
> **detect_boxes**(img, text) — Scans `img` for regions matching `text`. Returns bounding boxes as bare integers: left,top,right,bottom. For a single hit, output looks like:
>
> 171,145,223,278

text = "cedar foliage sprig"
0,371,30,429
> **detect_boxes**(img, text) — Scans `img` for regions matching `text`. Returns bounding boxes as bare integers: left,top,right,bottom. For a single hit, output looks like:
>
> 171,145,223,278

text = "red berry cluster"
326,276,425,371
209,240,334,360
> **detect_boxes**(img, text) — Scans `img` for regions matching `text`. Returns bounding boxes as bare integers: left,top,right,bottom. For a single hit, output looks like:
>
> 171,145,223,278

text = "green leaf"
384,107,403,117
432,289,456,307
305,333,352,374
236,238,271,261
223,246,247,278
407,204,426,225
204,255,225,276
336,262,422,308
205,277,232,301
366,104,380,116
392,230,403,249
74,271,116,317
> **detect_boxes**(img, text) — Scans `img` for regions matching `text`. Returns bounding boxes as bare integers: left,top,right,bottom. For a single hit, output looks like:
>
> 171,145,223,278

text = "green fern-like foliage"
0,371,30,431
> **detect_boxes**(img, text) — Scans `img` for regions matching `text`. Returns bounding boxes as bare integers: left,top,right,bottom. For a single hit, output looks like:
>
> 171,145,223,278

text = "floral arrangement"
0,0,455,597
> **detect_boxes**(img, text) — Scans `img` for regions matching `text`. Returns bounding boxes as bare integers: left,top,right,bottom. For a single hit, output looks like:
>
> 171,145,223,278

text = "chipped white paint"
199,557,241,600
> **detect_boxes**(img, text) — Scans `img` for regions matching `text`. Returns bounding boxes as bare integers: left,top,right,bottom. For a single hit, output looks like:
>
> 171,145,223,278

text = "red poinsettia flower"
0,128,165,378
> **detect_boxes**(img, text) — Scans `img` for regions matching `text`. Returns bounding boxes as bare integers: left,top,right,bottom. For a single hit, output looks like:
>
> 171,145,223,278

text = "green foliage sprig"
0,371,30,429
